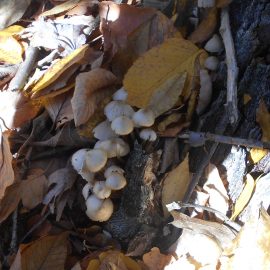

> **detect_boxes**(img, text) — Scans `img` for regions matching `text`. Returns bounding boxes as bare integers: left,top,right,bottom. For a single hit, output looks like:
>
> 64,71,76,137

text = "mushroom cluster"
71,88,157,222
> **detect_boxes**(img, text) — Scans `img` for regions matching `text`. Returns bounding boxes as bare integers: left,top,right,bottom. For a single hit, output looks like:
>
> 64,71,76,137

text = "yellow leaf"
0,25,24,37
87,259,100,270
124,38,207,109
162,155,190,218
30,45,88,93
256,99,270,142
243,94,251,105
231,174,255,221
120,254,141,270
40,0,81,17
249,148,268,164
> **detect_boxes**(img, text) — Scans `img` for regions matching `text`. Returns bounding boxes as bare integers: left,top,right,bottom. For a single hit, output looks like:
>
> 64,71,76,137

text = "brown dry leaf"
44,91,74,128
148,72,187,117
231,174,255,221
0,0,31,29
162,155,190,218
71,68,118,126
99,1,156,54
221,207,270,270
124,38,207,109
203,164,229,218
40,0,81,17
157,113,182,132
188,8,218,44
29,45,88,94
10,232,69,270
0,183,22,223
256,99,270,142
0,130,15,199
21,170,48,210
216,0,232,8
0,90,41,130
0,25,24,64
249,148,268,163
142,247,175,270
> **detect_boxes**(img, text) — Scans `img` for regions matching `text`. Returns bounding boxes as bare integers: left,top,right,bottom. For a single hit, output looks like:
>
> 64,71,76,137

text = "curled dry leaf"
256,99,270,142
161,155,190,218
124,38,207,109
0,130,14,199
10,232,69,270
71,68,118,126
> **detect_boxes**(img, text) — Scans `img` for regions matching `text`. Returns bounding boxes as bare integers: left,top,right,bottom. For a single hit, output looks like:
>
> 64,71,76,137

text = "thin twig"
8,46,39,92
179,131,270,149
220,7,239,125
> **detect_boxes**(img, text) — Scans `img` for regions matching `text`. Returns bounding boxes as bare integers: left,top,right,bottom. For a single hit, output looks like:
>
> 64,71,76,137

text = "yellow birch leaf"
162,154,190,218
87,259,100,270
249,148,268,164
0,25,24,37
30,45,88,93
231,174,255,221
123,37,207,109
0,36,23,64
256,99,270,142
40,0,81,17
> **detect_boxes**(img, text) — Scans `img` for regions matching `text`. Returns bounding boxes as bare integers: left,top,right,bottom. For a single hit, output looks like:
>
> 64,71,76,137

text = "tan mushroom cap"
84,149,108,172
111,116,134,135
132,108,155,127
93,181,111,199
105,172,127,190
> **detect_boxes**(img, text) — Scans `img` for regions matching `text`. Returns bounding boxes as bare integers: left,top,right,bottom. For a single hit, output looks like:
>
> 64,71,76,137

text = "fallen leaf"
221,207,270,270
10,232,69,270
157,113,182,132
124,38,207,109
0,130,15,199
203,164,229,218
21,171,48,210
256,99,270,142
231,174,255,221
71,68,118,126
148,72,187,117
29,45,88,93
188,8,218,44
162,155,190,218
249,148,268,163
142,247,174,270
0,25,24,64
40,0,81,17
0,0,31,29
243,93,252,105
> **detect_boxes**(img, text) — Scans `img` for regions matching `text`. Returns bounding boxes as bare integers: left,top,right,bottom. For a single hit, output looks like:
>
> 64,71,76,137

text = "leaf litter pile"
0,0,270,269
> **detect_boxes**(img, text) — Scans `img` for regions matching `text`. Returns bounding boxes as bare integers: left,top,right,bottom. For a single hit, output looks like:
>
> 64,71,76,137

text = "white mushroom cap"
82,183,93,200
139,128,157,141
93,120,117,141
85,194,103,212
204,34,223,53
113,87,128,101
204,56,219,71
104,165,124,178
132,108,155,127
95,138,130,158
71,148,89,172
105,172,127,190
86,197,113,222
111,116,134,135
84,149,107,172
93,181,111,199
104,101,135,121
79,170,95,183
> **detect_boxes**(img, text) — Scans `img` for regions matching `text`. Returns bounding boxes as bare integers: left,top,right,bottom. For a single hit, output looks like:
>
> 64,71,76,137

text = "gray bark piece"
221,146,246,202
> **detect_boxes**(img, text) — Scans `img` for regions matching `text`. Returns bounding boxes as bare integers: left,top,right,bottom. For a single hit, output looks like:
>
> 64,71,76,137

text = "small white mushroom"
86,197,114,222
95,138,130,158
84,149,107,172
132,108,155,127
79,170,95,183
196,69,213,115
105,172,127,190
198,0,215,8
204,56,219,71
104,101,134,121
71,148,89,172
113,87,128,101
104,165,124,178
93,181,111,199
85,194,103,213
93,120,117,141
82,183,93,200
111,116,134,135
204,34,223,53
139,128,157,141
